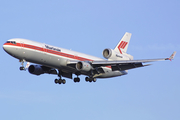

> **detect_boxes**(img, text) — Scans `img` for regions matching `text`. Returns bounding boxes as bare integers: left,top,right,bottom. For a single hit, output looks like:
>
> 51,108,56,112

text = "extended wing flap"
111,63,143,71
111,63,151,71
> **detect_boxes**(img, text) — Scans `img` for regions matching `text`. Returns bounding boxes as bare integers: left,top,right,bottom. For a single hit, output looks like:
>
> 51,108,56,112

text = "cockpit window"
11,41,16,44
6,41,16,44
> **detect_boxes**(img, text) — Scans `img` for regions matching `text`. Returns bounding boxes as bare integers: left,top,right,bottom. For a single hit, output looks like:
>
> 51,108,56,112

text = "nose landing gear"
20,66,25,70
19,59,25,70
19,59,30,71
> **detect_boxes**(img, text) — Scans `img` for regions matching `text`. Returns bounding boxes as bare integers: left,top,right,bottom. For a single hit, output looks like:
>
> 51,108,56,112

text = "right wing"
67,52,176,72
91,51,176,71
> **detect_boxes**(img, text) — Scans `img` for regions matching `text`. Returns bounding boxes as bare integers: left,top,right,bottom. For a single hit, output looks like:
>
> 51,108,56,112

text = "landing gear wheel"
74,77,80,83
73,78,76,82
58,79,62,84
85,77,89,82
77,78,80,82
62,79,66,84
20,66,25,70
55,79,59,84
89,77,93,82
93,78,97,82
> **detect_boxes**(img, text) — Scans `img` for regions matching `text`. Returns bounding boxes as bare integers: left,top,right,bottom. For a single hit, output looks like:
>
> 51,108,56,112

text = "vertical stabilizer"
114,32,132,54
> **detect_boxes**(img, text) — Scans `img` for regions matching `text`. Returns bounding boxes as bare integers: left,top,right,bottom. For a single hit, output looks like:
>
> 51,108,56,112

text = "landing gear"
54,78,66,84
20,66,25,70
73,73,80,83
85,77,96,82
55,70,66,85
19,59,26,71
74,77,80,83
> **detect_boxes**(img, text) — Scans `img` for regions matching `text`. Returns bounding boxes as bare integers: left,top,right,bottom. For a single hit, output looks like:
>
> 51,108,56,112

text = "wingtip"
166,51,176,61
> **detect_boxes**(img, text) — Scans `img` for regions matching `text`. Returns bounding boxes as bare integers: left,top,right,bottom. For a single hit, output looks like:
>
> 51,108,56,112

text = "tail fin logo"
118,41,128,54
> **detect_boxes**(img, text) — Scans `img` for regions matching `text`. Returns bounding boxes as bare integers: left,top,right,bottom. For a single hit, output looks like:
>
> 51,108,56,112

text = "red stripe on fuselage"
4,42,112,69
4,42,93,61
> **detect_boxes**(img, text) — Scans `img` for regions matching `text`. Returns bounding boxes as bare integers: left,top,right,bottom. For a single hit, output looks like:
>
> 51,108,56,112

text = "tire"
58,79,62,84
85,77,89,82
62,79,66,84
93,78,97,82
55,79,59,84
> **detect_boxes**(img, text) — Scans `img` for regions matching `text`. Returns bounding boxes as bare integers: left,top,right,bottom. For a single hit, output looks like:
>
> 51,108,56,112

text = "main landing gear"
55,71,66,85
74,77,80,83
74,77,97,83
85,77,97,82
73,73,80,83
54,77,80,85
54,76,97,85
54,78,66,84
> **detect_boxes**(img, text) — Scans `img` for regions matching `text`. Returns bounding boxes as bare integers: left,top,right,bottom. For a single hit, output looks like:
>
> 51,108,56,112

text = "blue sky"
0,0,180,120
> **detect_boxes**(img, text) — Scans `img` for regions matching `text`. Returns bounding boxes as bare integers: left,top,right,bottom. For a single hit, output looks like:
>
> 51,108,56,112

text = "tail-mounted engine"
103,48,123,60
28,65,57,75
76,61,93,72
103,48,133,60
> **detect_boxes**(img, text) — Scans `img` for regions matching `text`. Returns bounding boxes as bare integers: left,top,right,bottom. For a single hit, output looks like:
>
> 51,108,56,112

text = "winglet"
165,51,176,61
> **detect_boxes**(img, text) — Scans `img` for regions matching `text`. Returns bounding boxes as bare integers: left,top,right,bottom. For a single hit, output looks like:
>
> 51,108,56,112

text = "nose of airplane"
3,42,12,55
3,43,7,51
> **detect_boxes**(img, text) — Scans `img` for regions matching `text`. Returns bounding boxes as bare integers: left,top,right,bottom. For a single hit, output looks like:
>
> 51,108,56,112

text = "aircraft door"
41,45,47,63
19,41,27,59
20,41,24,49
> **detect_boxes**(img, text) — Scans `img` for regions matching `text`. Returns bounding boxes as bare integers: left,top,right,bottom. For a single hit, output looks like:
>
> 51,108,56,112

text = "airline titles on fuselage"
45,45,61,52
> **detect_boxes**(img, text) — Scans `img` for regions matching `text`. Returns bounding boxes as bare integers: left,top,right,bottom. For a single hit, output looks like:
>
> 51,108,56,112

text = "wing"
67,52,176,71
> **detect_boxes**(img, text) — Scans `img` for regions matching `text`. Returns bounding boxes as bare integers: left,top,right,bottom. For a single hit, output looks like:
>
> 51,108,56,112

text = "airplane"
3,32,176,85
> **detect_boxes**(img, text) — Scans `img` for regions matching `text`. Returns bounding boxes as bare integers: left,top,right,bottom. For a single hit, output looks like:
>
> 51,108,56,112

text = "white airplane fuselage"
3,38,127,79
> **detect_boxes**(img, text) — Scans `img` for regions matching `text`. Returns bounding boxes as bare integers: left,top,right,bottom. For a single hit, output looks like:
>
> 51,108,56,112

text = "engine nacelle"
76,61,93,72
103,48,133,60
103,48,121,60
28,65,44,75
